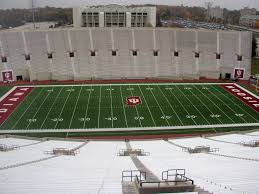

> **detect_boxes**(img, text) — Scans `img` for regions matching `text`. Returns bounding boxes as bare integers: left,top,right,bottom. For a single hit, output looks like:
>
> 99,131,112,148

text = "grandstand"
1,132,259,193
0,28,252,81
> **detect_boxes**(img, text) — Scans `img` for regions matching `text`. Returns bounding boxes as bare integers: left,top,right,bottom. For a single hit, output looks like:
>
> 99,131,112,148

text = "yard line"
83,85,93,128
148,86,170,126
110,85,114,128
138,85,157,127
54,86,74,129
11,88,44,129
98,86,102,128
68,86,83,129
166,85,198,125
26,87,54,129
119,85,128,128
40,87,64,129
156,85,183,126
174,85,210,125
193,85,236,123
187,86,223,124
210,85,257,122
129,86,143,127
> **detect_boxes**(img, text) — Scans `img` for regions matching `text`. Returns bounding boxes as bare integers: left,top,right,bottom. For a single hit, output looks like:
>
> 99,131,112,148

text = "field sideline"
0,82,258,134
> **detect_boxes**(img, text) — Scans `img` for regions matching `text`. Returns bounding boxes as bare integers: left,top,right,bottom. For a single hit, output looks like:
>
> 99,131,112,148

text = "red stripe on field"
221,84,259,113
0,87,34,124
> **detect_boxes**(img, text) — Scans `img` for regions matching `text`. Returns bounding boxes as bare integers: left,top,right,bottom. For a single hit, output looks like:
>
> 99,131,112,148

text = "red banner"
1,70,14,82
0,87,33,125
221,84,259,113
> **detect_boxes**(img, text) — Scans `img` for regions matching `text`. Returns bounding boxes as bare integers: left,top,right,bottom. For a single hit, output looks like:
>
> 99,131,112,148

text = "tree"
252,36,257,57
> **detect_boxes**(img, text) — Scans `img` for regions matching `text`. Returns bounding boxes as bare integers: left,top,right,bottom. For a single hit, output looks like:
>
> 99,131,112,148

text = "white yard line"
166,85,198,125
54,86,73,129
17,82,232,88
138,85,157,127
26,87,54,129
68,86,83,129
83,86,93,128
11,88,44,129
235,83,259,99
40,87,64,129
156,85,183,126
148,87,170,126
97,86,102,128
211,85,257,122
193,85,235,123
175,85,210,125
188,86,223,124
119,85,128,128
3,123,259,134
129,87,143,127
0,86,17,102
110,85,114,128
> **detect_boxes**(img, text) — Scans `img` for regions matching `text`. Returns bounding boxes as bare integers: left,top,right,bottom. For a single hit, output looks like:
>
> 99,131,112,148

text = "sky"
0,0,258,10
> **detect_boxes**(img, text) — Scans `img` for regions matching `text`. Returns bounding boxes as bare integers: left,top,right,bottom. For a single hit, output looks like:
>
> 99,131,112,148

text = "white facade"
239,15,259,28
73,5,156,28
209,6,224,19
0,28,252,81
240,7,257,16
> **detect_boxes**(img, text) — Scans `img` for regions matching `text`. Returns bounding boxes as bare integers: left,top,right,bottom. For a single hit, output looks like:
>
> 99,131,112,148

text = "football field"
0,83,259,134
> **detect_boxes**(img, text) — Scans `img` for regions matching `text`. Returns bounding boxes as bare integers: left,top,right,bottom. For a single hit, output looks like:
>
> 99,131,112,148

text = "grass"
252,57,259,75
0,83,258,138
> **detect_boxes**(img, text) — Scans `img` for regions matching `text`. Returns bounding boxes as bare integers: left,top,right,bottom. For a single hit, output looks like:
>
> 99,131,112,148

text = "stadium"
0,4,259,194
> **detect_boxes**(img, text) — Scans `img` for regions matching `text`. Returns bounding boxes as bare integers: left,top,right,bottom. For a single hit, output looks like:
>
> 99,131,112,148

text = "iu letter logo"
126,97,142,106
1,70,14,82
234,68,245,79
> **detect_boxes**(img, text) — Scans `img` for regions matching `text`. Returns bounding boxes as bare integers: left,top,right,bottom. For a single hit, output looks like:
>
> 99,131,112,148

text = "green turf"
0,86,12,98
0,83,258,133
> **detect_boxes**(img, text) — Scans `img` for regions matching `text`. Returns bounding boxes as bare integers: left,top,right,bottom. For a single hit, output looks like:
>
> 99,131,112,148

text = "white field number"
106,88,114,91
86,89,94,92
127,88,134,91
161,115,172,120
51,118,63,122
186,115,197,119
210,114,221,118
146,87,154,90
78,118,91,122
184,87,192,90
235,114,244,117
105,117,117,121
134,116,144,120
165,88,173,90
27,119,37,122
202,87,209,90
66,89,75,92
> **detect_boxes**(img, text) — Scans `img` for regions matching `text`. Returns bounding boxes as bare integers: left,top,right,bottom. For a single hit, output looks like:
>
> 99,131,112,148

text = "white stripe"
0,86,18,103
1,123,259,134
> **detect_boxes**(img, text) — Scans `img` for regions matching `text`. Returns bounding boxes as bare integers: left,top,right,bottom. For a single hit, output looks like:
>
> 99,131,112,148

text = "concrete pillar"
99,12,105,27
126,12,131,28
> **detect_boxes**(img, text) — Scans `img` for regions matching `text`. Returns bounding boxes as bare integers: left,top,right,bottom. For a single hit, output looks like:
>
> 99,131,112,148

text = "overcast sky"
0,0,258,10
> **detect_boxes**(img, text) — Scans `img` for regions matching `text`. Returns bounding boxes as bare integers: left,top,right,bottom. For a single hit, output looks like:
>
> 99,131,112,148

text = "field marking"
156,85,184,126
211,85,258,122
166,85,198,125
175,85,210,125
17,82,235,88
147,86,170,126
3,123,259,134
11,88,44,129
26,87,54,129
119,85,128,128
68,86,83,129
98,86,102,128
110,85,114,128
189,86,224,124
138,85,157,127
235,84,259,99
83,85,93,128
193,85,235,124
0,86,18,103
54,86,74,129
129,87,143,127
40,87,64,129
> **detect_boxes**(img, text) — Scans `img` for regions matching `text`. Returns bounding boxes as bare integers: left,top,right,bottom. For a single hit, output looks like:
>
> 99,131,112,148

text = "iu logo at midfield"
126,97,142,106
234,68,245,79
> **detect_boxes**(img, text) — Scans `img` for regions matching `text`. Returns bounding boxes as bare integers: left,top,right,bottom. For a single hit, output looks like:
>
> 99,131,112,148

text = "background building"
239,15,259,28
209,6,224,20
240,7,257,16
73,5,156,28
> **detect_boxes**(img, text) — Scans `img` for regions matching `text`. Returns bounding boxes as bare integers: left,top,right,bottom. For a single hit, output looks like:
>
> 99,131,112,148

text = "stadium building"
0,28,252,82
73,5,156,28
